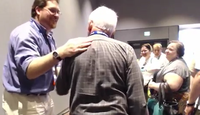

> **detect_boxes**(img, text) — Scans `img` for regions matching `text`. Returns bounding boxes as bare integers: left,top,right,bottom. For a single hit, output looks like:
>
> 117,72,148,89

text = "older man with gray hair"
56,6,148,115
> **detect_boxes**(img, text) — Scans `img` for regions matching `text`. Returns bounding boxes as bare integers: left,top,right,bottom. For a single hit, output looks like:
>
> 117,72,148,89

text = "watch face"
53,51,58,58
53,51,62,61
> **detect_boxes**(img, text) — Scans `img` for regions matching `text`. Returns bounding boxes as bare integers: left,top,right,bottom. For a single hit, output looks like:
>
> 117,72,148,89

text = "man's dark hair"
31,0,59,18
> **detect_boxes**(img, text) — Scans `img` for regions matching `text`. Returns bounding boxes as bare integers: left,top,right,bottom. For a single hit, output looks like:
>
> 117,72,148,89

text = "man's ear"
110,33,114,38
109,30,115,38
88,20,93,33
35,6,42,16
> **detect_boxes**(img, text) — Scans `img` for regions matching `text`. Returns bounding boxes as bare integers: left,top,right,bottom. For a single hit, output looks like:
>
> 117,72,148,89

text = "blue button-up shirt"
2,18,56,94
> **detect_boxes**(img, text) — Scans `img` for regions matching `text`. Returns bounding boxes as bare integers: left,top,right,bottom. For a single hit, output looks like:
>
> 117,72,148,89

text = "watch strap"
56,56,62,61
53,51,62,61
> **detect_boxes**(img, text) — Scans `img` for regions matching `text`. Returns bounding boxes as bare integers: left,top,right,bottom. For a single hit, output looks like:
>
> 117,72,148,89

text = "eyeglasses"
43,8,61,15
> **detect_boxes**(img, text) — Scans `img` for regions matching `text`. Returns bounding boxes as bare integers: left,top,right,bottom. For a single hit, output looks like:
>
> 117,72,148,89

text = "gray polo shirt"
2,18,56,94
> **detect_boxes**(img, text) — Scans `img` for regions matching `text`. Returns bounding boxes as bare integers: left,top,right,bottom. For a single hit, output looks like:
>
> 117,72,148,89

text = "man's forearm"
188,73,200,104
26,37,92,79
26,52,59,79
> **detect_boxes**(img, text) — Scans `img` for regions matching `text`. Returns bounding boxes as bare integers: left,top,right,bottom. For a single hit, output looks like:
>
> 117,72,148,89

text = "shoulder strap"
158,83,165,107
158,82,172,107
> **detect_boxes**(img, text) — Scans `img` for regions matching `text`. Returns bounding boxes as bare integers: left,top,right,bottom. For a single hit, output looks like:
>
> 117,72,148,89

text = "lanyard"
31,20,58,84
90,31,108,37
31,19,54,52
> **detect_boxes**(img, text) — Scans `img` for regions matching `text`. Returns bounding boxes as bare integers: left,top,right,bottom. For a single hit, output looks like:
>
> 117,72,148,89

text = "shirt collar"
30,18,53,36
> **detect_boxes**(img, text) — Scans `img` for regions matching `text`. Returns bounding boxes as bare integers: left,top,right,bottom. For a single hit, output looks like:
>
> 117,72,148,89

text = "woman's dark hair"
31,0,59,18
141,43,152,51
169,40,185,58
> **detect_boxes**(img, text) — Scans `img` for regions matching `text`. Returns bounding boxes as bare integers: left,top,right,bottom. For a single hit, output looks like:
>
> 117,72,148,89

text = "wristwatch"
52,51,62,61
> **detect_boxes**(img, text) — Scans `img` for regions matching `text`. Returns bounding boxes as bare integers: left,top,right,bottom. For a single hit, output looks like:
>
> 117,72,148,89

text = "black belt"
26,93,47,96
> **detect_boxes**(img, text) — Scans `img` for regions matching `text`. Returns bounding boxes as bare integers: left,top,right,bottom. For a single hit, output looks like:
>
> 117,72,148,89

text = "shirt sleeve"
14,33,40,75
165,60,190,79
125,46,148,115
194,52,200,70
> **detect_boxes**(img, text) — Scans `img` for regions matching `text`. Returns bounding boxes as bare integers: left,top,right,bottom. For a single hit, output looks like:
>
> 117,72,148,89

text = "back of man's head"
88,6,118,34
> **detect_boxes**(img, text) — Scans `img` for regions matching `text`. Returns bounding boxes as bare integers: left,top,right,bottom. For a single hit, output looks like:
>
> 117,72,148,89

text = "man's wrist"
56,48,65,59
187,101,195,106
52,50,62,61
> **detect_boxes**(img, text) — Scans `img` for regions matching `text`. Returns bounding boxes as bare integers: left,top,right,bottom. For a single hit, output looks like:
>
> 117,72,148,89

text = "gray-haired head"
88,6,118,34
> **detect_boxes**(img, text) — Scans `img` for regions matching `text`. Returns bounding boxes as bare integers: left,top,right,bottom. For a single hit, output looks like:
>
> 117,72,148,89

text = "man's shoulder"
11,21,33,37
111,38,130,46
9,20,40,44
89,35,132,48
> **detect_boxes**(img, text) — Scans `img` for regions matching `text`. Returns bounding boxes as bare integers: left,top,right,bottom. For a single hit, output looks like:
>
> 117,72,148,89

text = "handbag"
148,80,179,115
163,99,179,115
159,82,179,115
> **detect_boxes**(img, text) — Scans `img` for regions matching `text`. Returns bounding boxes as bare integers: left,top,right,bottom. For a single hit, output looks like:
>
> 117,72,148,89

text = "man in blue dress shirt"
2,0,92,115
